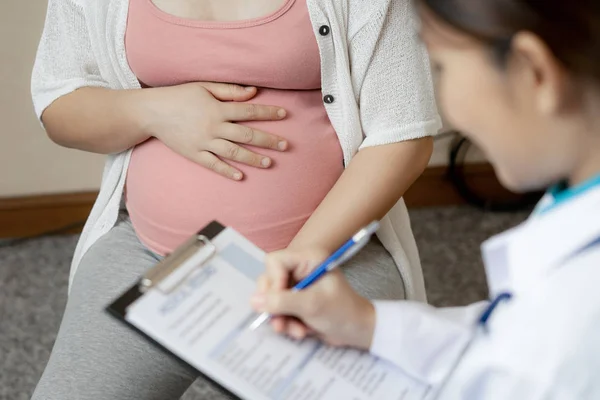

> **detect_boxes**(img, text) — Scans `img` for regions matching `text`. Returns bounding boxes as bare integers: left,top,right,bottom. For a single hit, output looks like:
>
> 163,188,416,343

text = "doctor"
251,0,600,398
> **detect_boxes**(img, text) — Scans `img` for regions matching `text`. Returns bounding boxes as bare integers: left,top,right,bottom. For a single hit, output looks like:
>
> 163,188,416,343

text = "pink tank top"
125,0,344,254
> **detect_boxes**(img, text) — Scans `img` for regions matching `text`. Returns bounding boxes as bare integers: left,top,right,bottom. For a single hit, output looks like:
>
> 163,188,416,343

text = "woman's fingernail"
278,141,287,151
251,294,266,308
233,172,243,180
277,109,287,118
245,86,255,92
261,158,271,167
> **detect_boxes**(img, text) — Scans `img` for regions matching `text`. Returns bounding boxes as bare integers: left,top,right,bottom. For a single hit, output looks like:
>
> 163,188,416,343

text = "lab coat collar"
481,185,600,296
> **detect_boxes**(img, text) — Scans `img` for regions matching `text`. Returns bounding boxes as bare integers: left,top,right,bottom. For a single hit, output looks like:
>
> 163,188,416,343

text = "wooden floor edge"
0,164,516,239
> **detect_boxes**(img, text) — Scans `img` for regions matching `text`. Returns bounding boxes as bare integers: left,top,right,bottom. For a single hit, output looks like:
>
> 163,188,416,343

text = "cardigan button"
323,94,335,104
319,25,330,36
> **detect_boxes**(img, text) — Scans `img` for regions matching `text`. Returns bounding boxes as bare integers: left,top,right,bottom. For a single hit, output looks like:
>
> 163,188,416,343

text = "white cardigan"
32,0,441,301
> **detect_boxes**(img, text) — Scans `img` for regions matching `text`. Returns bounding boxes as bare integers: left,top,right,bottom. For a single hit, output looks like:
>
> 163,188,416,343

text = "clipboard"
107,220,242,400
107,221,429,400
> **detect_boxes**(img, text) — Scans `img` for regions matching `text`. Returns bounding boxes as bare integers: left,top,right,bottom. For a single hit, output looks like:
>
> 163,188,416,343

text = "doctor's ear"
509,32,579,115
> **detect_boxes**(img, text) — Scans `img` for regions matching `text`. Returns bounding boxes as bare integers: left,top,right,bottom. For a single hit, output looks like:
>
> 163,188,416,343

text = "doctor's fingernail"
251,294,266,308
278,141,287,151
277,109,287,118
261,158,271,167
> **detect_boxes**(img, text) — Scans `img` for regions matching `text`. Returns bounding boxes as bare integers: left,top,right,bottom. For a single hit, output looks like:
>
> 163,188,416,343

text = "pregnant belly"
126,89,344,254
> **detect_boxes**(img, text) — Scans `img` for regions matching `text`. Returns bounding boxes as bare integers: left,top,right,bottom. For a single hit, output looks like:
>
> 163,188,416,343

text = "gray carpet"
0,206,528,400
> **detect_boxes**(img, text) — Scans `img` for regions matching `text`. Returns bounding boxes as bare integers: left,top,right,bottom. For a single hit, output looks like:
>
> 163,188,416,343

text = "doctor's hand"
251,250,376,350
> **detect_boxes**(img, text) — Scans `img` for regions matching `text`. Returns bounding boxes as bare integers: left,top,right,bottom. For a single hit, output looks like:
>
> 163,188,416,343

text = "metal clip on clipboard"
139,234,217,295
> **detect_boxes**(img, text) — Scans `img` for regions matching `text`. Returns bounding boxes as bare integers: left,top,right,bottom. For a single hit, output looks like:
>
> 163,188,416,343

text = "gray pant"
32,216,404,400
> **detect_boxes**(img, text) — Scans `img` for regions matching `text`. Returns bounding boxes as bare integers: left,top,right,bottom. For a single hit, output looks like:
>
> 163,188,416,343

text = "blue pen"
249,221,380,331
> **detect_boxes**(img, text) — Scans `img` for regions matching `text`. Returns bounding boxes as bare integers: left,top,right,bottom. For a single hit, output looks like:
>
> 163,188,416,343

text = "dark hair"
419,0,600,80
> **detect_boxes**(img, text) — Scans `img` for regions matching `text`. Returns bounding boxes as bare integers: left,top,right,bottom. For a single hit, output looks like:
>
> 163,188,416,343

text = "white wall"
0,0,482,198
0,0,104,198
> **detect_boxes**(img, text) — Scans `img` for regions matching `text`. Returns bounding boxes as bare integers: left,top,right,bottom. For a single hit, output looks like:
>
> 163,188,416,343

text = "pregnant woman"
31,0,440,398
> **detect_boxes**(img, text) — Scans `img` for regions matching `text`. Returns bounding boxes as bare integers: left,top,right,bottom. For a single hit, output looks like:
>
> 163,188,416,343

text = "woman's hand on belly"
140,82,289,180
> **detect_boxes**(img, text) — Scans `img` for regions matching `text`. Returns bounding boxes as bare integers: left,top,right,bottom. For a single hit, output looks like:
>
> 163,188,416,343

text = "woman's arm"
41,83,288,179
288,1,440,251
33,1,287,179
42,84,286,158
289,137,432,252
42,87,151,154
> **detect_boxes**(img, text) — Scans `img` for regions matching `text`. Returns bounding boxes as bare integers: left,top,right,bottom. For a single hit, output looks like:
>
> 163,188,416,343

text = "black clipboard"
106,220,242,400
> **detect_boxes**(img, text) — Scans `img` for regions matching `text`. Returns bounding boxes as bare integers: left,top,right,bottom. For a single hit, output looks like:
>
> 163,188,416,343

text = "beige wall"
0,0,482,198
0,0,104,198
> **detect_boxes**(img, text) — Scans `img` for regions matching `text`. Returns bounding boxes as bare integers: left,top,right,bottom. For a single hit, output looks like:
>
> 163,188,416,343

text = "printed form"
125,228,429,400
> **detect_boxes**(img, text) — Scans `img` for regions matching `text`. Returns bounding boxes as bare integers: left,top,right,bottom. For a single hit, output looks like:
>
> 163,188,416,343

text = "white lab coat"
370,185,600,399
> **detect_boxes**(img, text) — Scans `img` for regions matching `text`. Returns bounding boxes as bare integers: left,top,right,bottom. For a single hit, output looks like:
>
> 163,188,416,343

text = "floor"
0,206,528,400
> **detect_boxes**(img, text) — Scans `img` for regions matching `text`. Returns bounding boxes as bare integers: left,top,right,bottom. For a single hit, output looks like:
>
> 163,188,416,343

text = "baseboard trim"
0,192,98,239
0,164,517,239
